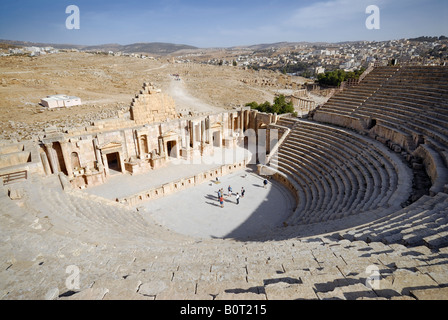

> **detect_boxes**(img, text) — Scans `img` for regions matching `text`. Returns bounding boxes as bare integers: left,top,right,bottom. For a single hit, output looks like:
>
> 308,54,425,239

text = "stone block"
381,269,439,296
155,282,198,300
138,280,169,297
63,288,109,300
410,287,448,300
8,187,24,200
265,282,317,300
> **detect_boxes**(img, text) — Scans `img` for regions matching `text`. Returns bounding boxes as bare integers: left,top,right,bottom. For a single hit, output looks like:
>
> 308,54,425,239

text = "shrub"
245,94,295,115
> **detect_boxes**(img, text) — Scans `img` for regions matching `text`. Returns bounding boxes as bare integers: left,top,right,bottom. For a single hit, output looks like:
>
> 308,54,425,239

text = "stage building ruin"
1,82,280,194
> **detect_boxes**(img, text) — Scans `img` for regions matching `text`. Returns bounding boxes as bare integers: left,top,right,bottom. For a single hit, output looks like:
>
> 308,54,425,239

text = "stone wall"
130,83,178,125
0,142,45,185
413,144,448,196
35,108,265,190
118,159,249,207
313,112,364,132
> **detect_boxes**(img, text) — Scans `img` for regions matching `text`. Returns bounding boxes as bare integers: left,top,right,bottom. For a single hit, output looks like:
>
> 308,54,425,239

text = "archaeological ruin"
1,65,448,300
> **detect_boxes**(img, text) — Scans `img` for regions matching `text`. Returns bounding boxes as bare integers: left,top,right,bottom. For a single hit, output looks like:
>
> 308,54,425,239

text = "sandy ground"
166,77,220,114
141,167,294,240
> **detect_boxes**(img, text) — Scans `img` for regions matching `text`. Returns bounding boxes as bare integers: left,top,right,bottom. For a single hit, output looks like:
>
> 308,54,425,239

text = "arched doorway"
71,152,81,171
166,140,178,159
106,152,121,173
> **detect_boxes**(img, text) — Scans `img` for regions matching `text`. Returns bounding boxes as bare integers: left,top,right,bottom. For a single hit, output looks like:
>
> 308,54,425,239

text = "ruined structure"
289,89,317,116
240,74,304,90
130,82,177,125
40,94,82,109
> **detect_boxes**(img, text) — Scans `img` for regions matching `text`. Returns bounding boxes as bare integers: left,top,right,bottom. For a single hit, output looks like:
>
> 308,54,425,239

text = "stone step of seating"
282,138,366,215
18,175,192,246
279,149,331,211
329,96,366,104
274,119,410,226
280,143,345,214
334,192,448,249
289,124,400,200
358,104,448,140
278,158,320,216
4,182,448,300
282,152,362,222
276,118,299,129
49,235,448,300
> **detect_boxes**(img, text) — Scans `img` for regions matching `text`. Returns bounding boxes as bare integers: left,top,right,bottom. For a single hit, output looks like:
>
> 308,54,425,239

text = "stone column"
135,130,143,159
189,120,196,149
40,152,52,176
44,142,59,174
175,138,180,159
183,124,189,151
118,152,125,173
144,135,150,157
102,154,110,177
93,138,104,171
200,120,206,146
206,117,212,145
158,137,164,156
59,141,73,178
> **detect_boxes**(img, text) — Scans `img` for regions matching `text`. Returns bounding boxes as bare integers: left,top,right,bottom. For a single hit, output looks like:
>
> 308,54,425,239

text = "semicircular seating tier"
269,119,413,228
284,65,448,248
313,66,448,197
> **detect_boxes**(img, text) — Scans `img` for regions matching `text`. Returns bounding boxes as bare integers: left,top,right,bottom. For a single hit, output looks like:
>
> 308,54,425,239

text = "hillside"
0,40,198,55
85,42,199,55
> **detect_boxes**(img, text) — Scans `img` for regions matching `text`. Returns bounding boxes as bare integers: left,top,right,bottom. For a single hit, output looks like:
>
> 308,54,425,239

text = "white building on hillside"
40,95,82,109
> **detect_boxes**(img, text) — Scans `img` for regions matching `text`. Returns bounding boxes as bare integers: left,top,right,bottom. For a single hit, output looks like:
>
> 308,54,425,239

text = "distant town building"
315,66,326,75
40,95,82,109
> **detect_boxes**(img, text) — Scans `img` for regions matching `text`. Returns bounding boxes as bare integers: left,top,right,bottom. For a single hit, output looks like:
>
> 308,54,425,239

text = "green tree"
246,94,295,116
245,101,259,110
317,68,365,87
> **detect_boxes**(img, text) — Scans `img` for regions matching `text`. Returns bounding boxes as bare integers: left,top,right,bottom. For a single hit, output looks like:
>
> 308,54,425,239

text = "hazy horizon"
2,36,447,51
0,0,447,48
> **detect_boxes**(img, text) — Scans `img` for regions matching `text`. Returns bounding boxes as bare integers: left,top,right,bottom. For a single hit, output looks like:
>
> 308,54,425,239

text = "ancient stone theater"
1,66,448,300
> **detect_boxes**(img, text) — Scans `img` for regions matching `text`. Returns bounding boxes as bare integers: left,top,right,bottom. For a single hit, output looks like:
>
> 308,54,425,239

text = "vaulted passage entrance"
167,140,178,158
106,152,121,174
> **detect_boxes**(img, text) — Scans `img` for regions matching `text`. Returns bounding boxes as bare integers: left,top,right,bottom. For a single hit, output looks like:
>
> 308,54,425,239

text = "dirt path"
166,76,222,114
143,63,168,72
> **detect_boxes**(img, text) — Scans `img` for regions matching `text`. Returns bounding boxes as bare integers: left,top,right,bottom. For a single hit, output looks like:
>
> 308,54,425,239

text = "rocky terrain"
0,52,311,142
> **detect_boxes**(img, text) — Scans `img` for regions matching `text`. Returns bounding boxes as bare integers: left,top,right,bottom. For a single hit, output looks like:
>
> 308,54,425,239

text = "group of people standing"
215,177,269,208
217,186,245,208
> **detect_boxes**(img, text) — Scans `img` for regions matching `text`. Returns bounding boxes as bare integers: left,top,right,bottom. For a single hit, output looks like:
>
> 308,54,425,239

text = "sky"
0,0,447,47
